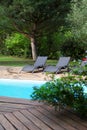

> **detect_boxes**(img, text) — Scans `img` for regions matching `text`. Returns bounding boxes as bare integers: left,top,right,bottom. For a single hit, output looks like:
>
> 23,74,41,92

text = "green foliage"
37,29,73,59
71,64,87,76
67,0,87,51
61,38,85,59
0,0,71,35
31,75,87,118
0,0,71,59
49,28,86,59
0,32,7,55
5,33,30,57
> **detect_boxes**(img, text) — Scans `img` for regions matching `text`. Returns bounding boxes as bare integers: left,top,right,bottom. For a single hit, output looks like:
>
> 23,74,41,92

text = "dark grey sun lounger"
44,57,70,74
21,56,48,73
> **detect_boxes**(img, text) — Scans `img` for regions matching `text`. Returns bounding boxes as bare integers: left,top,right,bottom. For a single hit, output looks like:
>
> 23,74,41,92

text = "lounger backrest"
56,57,70,68
34,56,47,67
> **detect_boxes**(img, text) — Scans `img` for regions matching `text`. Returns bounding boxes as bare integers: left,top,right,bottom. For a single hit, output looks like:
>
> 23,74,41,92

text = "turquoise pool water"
0,79,87,99
0,79,46,99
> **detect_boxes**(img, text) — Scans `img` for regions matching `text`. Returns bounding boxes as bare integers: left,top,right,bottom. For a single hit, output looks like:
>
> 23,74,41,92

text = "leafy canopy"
0,0,71,36
67,0,87,46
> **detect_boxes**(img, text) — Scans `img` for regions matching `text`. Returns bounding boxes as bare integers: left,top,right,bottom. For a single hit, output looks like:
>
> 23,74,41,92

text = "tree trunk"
30,37,37,60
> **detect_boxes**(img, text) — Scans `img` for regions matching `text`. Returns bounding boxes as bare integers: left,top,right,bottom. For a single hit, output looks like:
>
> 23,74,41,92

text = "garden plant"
31,75,87,118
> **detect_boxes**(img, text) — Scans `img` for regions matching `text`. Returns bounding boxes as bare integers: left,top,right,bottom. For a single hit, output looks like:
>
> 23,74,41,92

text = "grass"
0,55,34,66
0,55,57,66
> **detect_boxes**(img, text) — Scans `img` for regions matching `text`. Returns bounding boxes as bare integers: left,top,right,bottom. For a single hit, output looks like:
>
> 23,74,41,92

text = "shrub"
72,66,87,76
70,61,87,76
5,33,30,57
31,75,87,118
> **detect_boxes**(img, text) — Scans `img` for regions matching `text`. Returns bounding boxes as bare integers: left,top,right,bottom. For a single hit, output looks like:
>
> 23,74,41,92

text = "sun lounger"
44,57,70,73
21,56,48,73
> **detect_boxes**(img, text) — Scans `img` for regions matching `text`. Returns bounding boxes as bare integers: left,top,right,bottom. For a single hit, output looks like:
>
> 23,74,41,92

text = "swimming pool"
0,79,87,99
0,79,46,99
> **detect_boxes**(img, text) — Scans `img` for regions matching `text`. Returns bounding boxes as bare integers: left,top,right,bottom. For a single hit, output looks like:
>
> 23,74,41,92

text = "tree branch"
12,22,31,38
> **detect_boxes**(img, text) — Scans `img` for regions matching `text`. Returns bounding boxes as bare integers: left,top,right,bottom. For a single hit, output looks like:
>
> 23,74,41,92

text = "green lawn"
0,56,34,66
0,55,57,66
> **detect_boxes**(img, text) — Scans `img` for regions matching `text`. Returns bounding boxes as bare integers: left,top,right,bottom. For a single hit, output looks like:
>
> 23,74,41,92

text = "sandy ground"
0,66,64,81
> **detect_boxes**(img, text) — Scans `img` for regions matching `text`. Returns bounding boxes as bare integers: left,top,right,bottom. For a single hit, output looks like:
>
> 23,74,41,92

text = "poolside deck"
0,97,87,130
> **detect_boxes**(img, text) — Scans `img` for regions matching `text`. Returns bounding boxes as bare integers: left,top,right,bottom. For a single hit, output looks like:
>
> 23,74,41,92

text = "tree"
67,0,87,53
0,0,71,60
0,30,8,55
